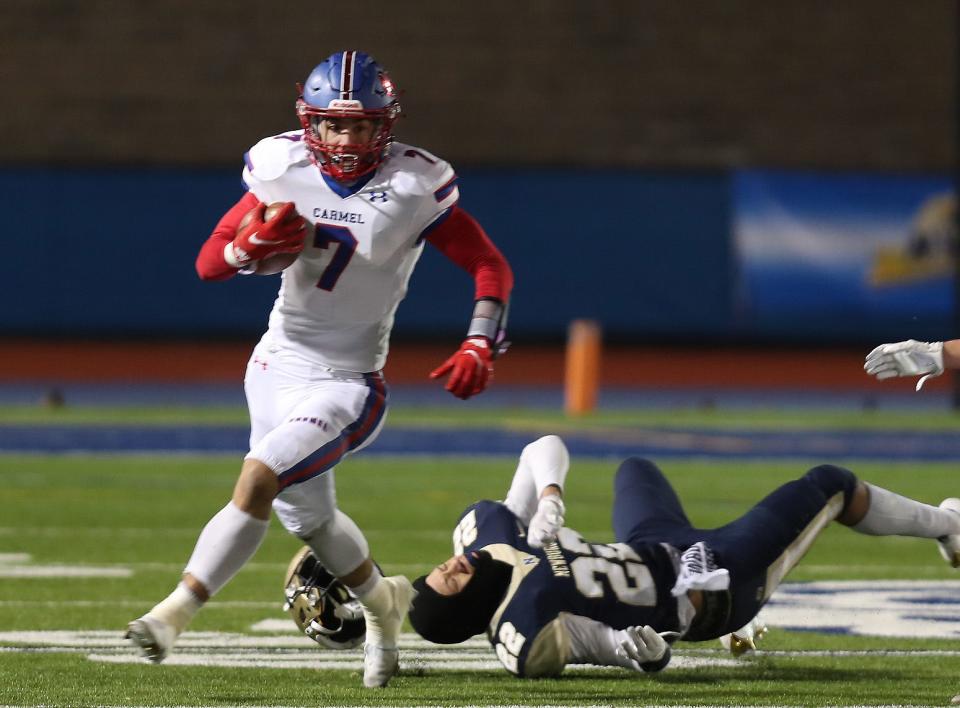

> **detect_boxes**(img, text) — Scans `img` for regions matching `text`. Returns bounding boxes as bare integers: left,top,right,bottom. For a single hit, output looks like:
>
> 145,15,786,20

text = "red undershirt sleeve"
195,191,260,281
424,206,513,301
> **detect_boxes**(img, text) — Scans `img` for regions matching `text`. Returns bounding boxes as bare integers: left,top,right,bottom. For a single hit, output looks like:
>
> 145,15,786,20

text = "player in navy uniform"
408,436,960,677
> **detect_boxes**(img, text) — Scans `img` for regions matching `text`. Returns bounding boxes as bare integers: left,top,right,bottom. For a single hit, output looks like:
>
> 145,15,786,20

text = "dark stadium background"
1,0,955,398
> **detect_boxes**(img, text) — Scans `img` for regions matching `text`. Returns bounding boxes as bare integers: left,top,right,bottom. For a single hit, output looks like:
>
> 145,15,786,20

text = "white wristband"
223,241,251,269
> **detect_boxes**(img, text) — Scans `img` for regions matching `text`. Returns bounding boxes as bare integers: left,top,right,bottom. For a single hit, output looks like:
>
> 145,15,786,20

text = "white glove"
527,494,565,548
864,339,944,391
615,625,671,672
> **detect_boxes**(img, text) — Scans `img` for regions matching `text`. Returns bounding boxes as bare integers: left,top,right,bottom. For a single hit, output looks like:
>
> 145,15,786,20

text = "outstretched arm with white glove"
502,435,568,548
864,339,960,391
561,614,672,673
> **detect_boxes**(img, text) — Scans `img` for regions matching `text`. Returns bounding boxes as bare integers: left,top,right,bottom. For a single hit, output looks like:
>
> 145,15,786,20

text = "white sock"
147,582,203,634
302,510,370,578
354,570,401,648
853,484,960,538
183,501,269,596
350,565,383,598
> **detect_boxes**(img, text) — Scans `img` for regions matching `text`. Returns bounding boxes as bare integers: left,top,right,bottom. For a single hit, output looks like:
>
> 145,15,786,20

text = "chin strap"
467,297,510,357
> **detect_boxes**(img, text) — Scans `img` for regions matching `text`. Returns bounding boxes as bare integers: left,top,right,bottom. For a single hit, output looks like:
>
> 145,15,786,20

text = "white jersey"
242,131,460,372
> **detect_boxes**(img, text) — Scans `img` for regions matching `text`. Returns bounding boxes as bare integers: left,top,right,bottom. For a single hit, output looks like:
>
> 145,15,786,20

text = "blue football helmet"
296,51,401,181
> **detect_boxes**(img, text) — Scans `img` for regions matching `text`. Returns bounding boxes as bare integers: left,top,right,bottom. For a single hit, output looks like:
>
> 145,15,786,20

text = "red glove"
226,202,307,268
430,337,494,399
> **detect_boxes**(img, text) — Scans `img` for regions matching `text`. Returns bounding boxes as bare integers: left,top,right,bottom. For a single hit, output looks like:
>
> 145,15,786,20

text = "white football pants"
243,340,388,538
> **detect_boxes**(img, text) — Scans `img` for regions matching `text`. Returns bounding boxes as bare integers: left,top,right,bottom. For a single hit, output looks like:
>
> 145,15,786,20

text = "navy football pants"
611,457,857,634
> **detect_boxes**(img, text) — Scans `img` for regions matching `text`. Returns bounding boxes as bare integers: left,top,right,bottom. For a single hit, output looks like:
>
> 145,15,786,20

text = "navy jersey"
453,500,681,676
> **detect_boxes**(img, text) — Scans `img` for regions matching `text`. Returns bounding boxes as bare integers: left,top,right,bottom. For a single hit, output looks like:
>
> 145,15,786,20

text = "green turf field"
2,403,960,706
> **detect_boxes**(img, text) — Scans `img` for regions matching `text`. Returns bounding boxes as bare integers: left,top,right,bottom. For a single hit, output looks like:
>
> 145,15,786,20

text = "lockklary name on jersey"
541,541,571,578
312,208,366,224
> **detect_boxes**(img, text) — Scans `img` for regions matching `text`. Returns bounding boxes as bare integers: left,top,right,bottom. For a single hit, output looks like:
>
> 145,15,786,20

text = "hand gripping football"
237,202,305,274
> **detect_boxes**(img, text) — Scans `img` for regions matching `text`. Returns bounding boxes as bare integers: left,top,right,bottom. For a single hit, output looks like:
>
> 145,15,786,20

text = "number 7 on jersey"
313,224,357,291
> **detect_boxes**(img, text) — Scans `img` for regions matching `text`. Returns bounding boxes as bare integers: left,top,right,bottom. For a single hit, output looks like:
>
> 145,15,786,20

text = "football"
238,202,304,275
254,250,300,275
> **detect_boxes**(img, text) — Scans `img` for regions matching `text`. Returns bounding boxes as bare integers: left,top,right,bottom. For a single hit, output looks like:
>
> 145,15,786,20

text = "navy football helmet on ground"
283,546,365,650
296,50,401,181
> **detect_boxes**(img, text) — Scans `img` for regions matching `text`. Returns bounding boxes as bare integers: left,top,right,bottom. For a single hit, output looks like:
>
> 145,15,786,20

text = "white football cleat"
125,615,178,664
719,614,768,657
362,575,415,688
363,644,400,688
937,498,960,568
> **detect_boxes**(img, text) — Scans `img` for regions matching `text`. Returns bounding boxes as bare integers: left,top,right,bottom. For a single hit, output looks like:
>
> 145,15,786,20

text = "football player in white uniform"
126,50,513,688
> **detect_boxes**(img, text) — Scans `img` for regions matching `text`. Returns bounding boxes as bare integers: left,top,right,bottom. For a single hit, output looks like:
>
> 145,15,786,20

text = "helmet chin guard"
296,50,401,181
283,546,366,650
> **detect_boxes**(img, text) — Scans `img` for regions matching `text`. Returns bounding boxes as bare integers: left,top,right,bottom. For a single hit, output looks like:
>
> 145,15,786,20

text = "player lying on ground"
125,50,512,688
406,436,960,677
865,339,960,390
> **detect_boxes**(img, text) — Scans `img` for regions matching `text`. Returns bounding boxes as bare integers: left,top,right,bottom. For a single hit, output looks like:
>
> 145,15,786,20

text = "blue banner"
734,170,954,340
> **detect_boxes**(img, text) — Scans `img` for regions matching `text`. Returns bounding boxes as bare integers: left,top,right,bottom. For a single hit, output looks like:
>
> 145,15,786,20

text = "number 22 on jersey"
556,528,657,607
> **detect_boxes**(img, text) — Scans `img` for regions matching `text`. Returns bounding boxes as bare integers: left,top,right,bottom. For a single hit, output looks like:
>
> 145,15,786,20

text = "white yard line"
2,629,960,672
0,553,30,563
0,600,278,608
0,565,132,578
